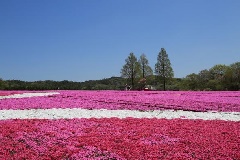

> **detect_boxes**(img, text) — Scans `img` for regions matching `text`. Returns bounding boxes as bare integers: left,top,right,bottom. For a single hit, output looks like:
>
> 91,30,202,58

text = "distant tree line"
0,49,239,91
180,62,240,91
0,77,127,90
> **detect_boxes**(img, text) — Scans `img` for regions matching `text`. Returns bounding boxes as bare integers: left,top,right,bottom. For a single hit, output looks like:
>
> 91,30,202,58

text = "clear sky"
0,0,239,82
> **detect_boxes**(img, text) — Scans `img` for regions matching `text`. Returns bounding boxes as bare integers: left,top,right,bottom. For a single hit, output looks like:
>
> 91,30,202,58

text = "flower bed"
0,91,239,112
0,118,239,159
0,90,239,159
0,91,26,96
0,90,52,97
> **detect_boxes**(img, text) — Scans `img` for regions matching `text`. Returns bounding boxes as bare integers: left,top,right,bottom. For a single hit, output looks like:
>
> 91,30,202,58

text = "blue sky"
0,0,239,82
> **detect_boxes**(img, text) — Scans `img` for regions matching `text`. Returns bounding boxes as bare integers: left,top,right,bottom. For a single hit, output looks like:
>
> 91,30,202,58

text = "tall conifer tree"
155,48,174,90
121,52,140,89
139,54,153,78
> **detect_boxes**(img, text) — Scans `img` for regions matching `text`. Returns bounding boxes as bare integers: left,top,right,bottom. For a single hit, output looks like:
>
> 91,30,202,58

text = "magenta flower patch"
0,91,26,96
0,118,239,159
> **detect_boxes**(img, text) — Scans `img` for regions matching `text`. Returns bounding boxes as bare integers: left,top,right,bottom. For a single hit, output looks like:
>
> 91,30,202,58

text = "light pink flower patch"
0,91,239,112
0,118,239,159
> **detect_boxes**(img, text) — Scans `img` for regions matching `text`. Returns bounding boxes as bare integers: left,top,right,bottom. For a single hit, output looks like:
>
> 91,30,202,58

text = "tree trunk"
163,77,166,91
131,76,134,89
163,63,165,91
142,65,145,78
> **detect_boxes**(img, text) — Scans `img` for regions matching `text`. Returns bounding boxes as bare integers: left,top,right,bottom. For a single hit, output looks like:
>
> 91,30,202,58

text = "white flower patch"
0,108,239,121
0,92,60,99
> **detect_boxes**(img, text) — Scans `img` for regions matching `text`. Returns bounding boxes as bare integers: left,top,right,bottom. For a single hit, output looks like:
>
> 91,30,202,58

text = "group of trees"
120,49,239,91
121,48,174,90
182,62,240,90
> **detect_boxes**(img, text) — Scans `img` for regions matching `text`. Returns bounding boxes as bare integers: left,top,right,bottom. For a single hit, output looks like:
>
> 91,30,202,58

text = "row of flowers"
0,90,239,112
0,90,50,96
0,91,27,96
0,118,239,159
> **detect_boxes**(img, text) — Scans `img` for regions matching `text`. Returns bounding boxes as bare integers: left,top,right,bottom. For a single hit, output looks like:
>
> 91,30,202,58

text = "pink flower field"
1,91,239,112
0,90,239,159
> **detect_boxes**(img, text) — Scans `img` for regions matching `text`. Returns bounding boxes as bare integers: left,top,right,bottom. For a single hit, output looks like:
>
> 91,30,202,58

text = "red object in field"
144,88,150,91
0,91,19,96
